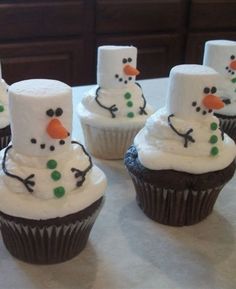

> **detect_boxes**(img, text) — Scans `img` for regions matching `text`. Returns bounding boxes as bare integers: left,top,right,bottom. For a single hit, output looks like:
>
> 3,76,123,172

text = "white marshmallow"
9,79,72,156
166,64,220,120
203,40,236,78
97,45,138,89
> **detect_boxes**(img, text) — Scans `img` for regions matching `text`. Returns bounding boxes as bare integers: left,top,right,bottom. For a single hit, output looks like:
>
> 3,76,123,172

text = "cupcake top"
203,40,236,115
134,65,236,174
0,79,106,219
78,45,153,128
0,64,9,129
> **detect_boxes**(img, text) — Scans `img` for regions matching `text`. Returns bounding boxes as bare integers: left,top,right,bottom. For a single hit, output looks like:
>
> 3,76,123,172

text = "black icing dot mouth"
40,144,46,149
192,100,213,115
59,140,65,145
50,145,55,151
31,138,37,144
114,74,133,84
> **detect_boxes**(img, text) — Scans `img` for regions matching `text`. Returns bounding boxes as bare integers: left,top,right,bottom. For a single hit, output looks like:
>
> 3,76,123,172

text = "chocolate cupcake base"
0,125,11,150
125,145,236,226
0,197,104,264
214,113,236,142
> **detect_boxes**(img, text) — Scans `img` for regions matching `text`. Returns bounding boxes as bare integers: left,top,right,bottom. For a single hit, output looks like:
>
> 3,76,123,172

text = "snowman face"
97,46,140,89
225,54,236,80
9,79,72,157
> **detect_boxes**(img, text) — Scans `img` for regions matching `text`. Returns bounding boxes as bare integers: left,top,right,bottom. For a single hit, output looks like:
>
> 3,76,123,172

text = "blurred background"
1,0,236,86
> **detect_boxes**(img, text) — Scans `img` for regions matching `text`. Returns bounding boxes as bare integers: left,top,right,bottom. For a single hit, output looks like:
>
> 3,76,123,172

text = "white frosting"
97,45,138,89
9,79,72,156
0,79,10,129
134,65,236,174
0,79,107,219
77,86,153,128
203,40,236,115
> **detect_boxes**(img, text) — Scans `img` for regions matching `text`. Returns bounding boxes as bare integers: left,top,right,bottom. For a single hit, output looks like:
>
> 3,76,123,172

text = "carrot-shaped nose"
47,118,69,139
202,94,224,110
123,64,140,76
230,60,236,70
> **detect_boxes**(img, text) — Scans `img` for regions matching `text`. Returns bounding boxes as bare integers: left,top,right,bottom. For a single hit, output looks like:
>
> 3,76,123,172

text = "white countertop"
1,78,236,289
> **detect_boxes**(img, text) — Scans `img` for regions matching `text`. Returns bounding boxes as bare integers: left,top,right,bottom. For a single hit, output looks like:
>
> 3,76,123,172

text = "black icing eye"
230,55,235,60
115,74,119,78
122,58,127,64
46,109,54,117
55,107,63,117
128,57,132,63
203,87,210,94
211,86,217,94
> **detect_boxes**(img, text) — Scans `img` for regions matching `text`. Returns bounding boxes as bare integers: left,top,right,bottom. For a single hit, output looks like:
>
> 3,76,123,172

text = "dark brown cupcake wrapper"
0,135,11,150
130,173,224,226
0,197,104,264
214,114,236,142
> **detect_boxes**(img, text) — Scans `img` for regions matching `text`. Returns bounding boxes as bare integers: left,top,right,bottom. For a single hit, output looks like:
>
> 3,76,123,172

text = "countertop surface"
1,78,236,289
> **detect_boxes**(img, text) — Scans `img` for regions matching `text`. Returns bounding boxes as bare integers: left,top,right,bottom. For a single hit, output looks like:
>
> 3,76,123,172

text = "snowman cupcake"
0,64,11,149
203,40,236,141
125,65,236,226
77,45,154,159
0,79,107,264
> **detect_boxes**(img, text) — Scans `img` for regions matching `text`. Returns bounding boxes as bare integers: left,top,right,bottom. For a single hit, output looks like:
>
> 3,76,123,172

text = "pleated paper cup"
0,197,104,264
81,122,142,160
215,113,236,142
129,173,224,226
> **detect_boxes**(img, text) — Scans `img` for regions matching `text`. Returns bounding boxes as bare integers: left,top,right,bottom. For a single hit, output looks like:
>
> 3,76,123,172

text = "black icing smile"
30,138,66,151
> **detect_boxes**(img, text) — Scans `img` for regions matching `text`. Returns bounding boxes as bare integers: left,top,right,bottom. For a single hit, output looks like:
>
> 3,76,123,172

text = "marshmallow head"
166,65,223,120
203,40,236,80
97,45,139,89
9,79,72,156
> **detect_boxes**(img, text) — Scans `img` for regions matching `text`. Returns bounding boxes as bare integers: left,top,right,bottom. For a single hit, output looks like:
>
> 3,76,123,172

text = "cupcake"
203,40,236,141
125,65,236,226
77,45,154,160
0,79,107,264
0,63,11,149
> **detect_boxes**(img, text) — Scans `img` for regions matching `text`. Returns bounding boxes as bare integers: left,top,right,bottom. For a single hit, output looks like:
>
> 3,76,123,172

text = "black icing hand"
71,168,86,187
23,174,35,193
109,104,118,118
168,114,195,148
139,106,147,115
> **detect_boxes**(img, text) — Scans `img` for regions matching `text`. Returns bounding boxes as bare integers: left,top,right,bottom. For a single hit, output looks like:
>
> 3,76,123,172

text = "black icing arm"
71,141,93,187
95,86,118,118
135,82,147,115
2,145,35,193
168,114,195,148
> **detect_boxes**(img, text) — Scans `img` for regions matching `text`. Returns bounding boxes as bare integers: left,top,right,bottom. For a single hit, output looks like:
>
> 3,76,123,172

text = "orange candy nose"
123,64,140,76
202,94,224,110
47,118,69,139
230,60,236,70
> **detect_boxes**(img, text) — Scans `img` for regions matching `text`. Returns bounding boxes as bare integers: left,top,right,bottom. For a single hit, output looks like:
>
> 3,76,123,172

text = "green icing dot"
54,186,65,198
0,105,4,112
210,122,218,131
124,92,132,99
209,135,218,144
127,112,134,118
211,146,219,156
51,170,61,181
47,159,57,169
126,101,133,107
231,77,236,83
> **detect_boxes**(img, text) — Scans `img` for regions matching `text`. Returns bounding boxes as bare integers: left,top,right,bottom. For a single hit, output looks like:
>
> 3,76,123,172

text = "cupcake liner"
0,125,11,150
130,172,224,226
0,197,104,264
81,122,142,159
214,113,236,142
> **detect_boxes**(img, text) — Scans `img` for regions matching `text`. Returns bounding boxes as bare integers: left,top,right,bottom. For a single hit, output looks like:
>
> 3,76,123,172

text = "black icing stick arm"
71,141,93,187
95,87,118,118
168,114,195,148
2,145,35,193
136,82,147,115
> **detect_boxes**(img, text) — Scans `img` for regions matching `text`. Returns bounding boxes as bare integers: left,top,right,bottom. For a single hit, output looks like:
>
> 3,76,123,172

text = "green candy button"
124,92,132,99
210,122,218,131
211,146,219,156
51,170,61,181
54,186,65,198
127,112,134,118
126,101,133,107
47,159,57,169
209,135,218,144
0,105,4,112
